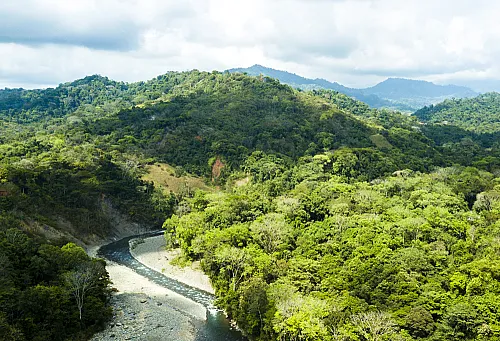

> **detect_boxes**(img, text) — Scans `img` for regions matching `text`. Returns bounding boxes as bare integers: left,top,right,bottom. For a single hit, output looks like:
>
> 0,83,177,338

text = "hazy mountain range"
227,65,478,111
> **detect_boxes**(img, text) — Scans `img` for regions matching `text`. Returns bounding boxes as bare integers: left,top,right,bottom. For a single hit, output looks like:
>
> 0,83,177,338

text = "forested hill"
227,65,477,111
85,72,442,177
0,73,201,123
0,69,500,341
415,92,500,133
0,71,495,180
80,72,498,178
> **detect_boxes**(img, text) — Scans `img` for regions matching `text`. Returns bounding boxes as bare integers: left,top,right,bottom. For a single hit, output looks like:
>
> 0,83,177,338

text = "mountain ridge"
227,64,477,111
366,77,477,99
1,68,499,341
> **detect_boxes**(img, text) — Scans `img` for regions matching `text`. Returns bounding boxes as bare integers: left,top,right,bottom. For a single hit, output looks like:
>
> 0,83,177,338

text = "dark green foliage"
0,228,111,341
0,153,171,236
415,93,500,133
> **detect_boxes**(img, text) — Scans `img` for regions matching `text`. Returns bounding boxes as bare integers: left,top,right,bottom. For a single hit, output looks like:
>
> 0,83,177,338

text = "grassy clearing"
142,163,213,195
369,134,394,149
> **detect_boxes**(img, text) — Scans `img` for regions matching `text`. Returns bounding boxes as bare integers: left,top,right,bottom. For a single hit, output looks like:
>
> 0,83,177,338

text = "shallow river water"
98,232,246,341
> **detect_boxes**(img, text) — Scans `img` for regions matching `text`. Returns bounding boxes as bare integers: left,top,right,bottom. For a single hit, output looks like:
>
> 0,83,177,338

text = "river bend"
98,232,246,341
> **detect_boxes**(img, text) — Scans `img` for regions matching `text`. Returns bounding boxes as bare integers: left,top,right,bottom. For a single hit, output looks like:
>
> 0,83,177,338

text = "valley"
3,0,500,340
0,69,498,341
93,233,244,341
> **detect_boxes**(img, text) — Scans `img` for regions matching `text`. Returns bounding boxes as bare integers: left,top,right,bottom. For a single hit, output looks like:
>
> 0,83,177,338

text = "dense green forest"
1,71,496,180
0,226,111,340
0,70,499,340
165,155,500,341
415,93,500,134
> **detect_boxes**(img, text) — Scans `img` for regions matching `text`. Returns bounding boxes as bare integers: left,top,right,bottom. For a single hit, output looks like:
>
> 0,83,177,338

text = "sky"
1,0,499,90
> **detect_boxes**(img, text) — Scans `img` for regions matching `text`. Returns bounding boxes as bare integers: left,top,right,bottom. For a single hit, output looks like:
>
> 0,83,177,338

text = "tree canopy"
0,69,498,340
0,227,111,340
415,93,500,134
165,156,500,341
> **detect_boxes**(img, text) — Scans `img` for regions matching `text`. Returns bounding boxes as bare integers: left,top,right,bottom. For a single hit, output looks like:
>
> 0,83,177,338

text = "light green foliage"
167,157,500,341
250,213,292,254
1,69,499,341
270,283,332,341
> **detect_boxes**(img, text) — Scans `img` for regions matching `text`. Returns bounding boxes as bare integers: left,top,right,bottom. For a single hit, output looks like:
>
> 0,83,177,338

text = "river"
98,232,246,341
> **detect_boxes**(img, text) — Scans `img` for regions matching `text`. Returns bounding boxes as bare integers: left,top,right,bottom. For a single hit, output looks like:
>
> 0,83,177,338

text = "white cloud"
1,0,499,89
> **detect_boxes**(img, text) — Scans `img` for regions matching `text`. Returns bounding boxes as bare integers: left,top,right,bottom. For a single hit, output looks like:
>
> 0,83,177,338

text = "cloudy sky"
1,0,498,90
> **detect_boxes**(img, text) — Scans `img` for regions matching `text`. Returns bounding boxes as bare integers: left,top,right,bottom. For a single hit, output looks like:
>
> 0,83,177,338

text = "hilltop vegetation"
0,73,202,123
0,69,498,340
415,93,500,134
88,73,437,177
227,65,477,111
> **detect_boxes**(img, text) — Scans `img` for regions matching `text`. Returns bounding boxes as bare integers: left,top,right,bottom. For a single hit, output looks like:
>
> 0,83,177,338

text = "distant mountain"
454,79,500,93
415,92,500,134
227,64,348,91
227,65,478,111
226,65,402,110
365,78,477,99
364,78,477,110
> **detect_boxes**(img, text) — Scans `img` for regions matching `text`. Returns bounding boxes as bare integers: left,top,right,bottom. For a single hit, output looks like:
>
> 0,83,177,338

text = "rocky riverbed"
91,291,196,341
90,234,245,341
90,251,206,341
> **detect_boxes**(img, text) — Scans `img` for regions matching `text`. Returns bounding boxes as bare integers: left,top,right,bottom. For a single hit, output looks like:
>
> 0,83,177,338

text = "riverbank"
90,261,205,341
130,235,215,294
89,231,212,341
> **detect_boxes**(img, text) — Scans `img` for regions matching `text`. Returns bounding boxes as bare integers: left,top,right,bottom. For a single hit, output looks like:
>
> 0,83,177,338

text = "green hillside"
84,72,439,178
415,93,500,134
166,156,500,341
227,65,477,111
0,70,499,341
